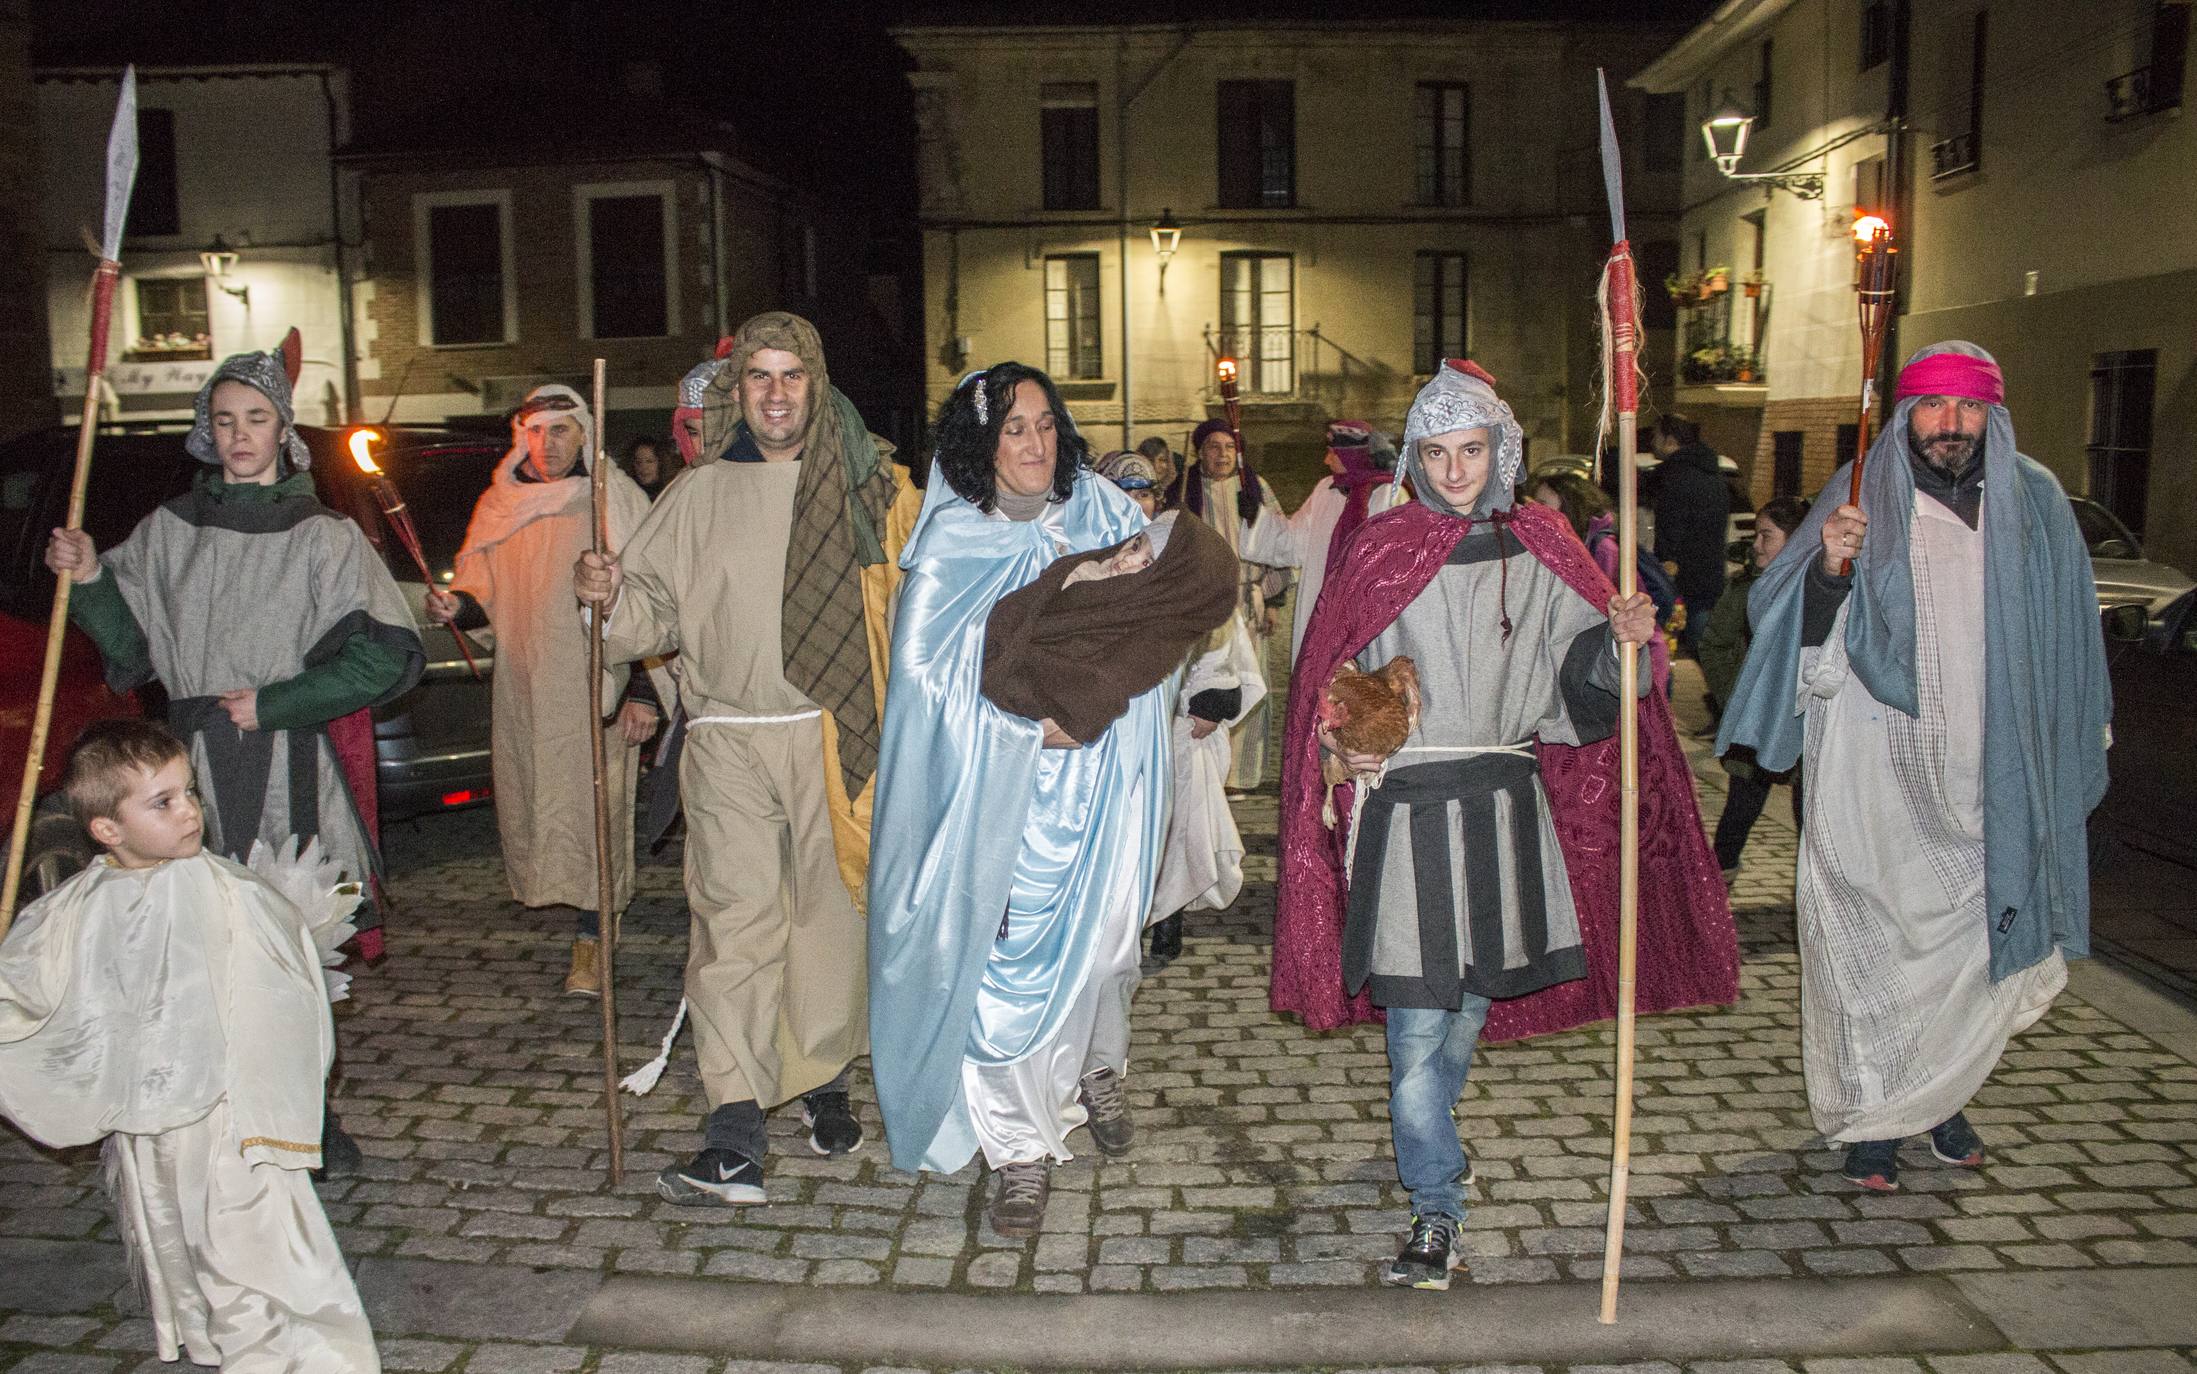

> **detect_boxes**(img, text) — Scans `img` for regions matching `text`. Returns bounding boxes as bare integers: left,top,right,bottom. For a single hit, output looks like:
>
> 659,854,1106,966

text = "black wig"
931,362,1088,513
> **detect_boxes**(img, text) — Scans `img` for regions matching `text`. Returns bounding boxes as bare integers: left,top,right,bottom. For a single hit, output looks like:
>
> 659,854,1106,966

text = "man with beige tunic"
576,312,903,1205
428,385,664,996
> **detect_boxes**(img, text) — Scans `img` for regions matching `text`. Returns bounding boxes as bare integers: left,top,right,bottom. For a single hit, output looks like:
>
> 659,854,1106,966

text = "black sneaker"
1381,1213,1466,1291
801,1090,863,1157
1929,1112,1984,1167
656,1148,766,1206
1147,915,1183,966
1842,1138,1901,1193
1077,1066,1134,1157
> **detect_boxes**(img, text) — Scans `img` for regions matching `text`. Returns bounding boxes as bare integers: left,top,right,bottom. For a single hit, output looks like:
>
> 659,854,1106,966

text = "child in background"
1700,495,1813,878
0,721,378,1372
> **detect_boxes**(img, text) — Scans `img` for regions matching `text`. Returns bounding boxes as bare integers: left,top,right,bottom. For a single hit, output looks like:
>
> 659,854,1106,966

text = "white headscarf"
1399,360,1525,518
512,382,593,467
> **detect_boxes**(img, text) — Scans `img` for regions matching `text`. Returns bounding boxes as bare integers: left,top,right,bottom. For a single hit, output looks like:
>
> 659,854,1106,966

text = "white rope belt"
1344,742,1536,878
687,709,821,726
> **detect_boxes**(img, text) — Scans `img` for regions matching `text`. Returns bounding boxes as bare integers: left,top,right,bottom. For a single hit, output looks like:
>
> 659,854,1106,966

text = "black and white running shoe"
802,1090,864,1156
1381,1213,1466,1291
656,1148,766,1206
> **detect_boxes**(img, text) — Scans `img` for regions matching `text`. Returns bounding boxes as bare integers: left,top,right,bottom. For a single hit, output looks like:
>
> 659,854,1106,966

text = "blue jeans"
1385,998,1491,1221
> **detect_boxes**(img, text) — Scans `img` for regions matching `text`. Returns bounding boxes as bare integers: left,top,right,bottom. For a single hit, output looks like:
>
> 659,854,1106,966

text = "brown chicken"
1317,656,1422,793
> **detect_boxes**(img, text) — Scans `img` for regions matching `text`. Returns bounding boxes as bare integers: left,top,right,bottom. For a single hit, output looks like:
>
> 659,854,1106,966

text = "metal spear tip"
348,428,385,475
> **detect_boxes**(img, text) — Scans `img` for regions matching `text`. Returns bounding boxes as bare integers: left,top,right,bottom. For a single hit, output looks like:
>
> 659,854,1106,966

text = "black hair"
1757,495,1812,535
1657,413,1702,448
932,362,1087,513
623,435,664,461
1532,472,1611,542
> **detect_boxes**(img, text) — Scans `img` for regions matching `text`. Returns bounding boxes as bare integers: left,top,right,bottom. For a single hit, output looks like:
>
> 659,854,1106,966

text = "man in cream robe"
576,313,910,1206
432,385,664,997
0,844,376,1371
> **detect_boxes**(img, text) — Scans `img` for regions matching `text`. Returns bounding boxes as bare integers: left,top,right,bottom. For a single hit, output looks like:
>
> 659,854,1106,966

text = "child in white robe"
0,721,378,1372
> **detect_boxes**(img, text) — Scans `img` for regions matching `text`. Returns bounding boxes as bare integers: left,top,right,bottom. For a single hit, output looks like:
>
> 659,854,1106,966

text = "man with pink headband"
1718,341,2109,1195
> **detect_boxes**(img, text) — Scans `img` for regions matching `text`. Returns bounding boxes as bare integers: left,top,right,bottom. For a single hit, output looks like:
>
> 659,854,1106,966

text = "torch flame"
348,428,384,475
1216,357,1238,384
1853,214,1891,244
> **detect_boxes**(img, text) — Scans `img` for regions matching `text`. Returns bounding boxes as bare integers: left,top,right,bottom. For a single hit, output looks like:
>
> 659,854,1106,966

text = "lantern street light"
1150,208,1182,290
198,233,250,304
1700,99,1825,200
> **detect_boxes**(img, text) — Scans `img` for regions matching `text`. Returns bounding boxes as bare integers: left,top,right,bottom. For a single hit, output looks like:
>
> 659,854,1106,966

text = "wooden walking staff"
1,70,139,935
586,358,625,1181
1592,69,1646,1324
1840,215,1899,576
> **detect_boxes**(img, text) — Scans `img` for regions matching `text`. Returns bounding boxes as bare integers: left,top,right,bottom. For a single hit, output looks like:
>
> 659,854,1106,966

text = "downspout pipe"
318,69,360,423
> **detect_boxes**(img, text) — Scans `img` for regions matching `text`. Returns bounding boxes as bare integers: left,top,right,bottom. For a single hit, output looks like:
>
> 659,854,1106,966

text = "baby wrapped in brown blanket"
982,510,1239,745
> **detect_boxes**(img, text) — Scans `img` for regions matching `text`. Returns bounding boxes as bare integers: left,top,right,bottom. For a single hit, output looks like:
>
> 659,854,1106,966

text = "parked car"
2094,590,2197,870
0,420,503,899
2070,496,2193,624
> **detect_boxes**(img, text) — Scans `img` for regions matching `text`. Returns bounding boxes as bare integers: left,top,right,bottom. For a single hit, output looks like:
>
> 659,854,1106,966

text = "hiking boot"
563,938,601,997
802,1089,863,1156
987,1160,1050,1237
1078,1066,1134,1157
1381,1213,1466,1291
1147,915,1183,966
1842,1138,1901,1193
314,1113,364,1180
656,1148,766,1207
1929,1112,1985,1167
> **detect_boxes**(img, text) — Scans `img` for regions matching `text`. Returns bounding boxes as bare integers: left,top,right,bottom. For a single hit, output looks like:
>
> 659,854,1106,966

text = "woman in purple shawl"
1270,360,1737,1292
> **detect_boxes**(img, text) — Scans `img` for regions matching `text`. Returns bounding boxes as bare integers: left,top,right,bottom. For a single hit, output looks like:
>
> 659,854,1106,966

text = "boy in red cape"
1272,361,1738,1290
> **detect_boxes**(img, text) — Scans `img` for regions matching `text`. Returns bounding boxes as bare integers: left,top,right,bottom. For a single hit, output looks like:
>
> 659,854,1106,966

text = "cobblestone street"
2,668,2193,1372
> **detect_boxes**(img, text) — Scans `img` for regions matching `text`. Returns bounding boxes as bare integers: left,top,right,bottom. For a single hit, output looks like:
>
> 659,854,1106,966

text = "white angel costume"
1151,618,1267,922
0,847,377,1372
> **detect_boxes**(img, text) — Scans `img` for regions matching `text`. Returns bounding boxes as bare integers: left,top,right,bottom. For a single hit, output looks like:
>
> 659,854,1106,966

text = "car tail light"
440,788,487,807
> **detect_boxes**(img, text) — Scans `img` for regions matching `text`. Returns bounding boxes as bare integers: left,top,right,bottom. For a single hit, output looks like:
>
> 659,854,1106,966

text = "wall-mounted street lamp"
1701,100,1825,200
198,234,250,305
1150,208,1182,288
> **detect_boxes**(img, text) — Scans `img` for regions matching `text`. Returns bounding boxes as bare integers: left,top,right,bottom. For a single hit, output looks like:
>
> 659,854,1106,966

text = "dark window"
1643,93,1685,172
1852,153,1888,217
1860,1,1893,72
1044,254,1102,380
1413,252,1468,375
127,277,209,360
2088,349,2157,536
1637,239,1679,331
1835,423,1861,472
1041,82,1101,211
1772,430,1804,499
1755,39,1775,130
128,108,179,238
1218,80,1295,209
425,201,506,346
1932,11,1988,177
777,217,818,303
1219,252,1293,393
587,194,669,339
1414,82,1471,206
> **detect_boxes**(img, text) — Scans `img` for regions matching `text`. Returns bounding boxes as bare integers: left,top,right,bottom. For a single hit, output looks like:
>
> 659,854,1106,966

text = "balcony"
1931,130,1981,179
2106,65,2184,121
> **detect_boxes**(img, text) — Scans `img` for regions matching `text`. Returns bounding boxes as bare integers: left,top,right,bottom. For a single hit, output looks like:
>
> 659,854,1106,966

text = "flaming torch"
1842,214,1899,575
349,429,482,679
1215,356,1245,458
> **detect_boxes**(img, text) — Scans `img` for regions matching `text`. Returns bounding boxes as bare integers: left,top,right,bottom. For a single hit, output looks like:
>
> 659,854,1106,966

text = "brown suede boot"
563,937,602,997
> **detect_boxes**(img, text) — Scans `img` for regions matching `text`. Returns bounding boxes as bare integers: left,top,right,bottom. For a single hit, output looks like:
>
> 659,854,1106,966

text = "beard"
1909,427,1981,477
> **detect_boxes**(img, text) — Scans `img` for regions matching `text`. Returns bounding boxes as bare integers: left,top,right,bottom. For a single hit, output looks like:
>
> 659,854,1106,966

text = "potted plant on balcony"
1665,271,1701,307
1702,266,1731,297
1741,271,1766,299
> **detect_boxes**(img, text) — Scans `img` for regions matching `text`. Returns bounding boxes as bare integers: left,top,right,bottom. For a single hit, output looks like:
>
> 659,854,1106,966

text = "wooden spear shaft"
1,260,122,937
1599,247,1643,1326
587,357,624,1182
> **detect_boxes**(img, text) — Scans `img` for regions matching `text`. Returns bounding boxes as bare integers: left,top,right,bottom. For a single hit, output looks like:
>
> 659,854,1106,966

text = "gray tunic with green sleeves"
1347,525,1632,1010
96,482,423,894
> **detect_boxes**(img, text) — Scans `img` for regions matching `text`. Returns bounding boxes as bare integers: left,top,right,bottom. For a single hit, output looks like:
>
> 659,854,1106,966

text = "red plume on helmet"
1444,358,1499,388
279,327,303,387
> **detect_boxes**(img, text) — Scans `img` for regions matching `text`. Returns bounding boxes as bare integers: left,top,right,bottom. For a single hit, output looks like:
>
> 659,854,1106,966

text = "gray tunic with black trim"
1347,525,1627,1010
97,483,424,896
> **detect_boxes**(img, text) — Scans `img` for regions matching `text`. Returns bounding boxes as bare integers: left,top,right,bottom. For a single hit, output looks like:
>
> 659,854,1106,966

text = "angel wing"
245,835,361,1004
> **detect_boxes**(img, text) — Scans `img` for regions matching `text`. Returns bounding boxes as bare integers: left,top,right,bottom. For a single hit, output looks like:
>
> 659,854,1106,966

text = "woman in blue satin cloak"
867,364,1172,1230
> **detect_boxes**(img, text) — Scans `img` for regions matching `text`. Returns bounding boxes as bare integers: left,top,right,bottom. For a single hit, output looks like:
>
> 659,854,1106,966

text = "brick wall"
1750,394,1855,509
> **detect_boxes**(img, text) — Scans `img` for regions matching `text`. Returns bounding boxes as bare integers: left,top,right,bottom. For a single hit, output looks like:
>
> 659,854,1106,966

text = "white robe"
1239,474,1345,661
1151,619,1267,922
0,854,377,1371
1796,493,2065,1143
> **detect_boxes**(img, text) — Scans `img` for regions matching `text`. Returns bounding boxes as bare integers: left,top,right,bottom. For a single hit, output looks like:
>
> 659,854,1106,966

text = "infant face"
1066,531,1154,586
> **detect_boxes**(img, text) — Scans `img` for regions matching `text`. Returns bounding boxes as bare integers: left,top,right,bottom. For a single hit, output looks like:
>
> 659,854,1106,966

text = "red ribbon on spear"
2,69,140,934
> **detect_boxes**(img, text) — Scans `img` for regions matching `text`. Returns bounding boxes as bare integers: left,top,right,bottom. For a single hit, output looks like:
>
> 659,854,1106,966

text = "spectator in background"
1137,435,1179,493
1526,470,1671,698
625,436,670,500
1699,494,1811,878
1649,414,1731,655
